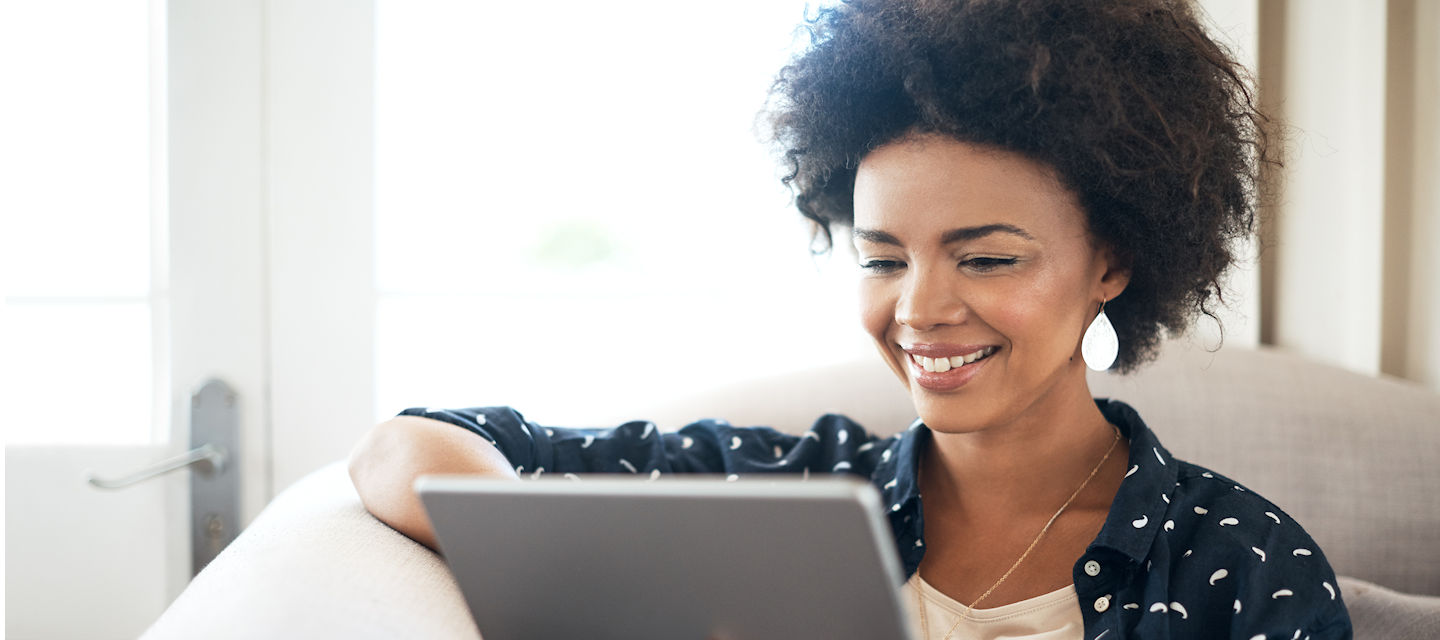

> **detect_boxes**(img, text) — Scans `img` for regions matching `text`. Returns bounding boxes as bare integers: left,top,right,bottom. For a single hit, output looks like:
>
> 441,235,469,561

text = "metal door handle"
86,443,228,489
84,378,241,575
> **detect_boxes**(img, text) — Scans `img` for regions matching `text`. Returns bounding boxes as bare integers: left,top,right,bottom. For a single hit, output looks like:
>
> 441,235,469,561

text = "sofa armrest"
1340,576,1440,640
147,464,1440,640
142,461,478,640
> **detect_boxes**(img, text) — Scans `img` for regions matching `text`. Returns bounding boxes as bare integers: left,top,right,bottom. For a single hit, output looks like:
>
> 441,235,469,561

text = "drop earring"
1082,300,1119,371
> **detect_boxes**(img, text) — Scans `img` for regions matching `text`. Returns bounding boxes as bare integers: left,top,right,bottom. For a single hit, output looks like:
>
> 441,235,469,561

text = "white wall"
1262,1,1389,375
265,0,376,493
1256,0,1440,392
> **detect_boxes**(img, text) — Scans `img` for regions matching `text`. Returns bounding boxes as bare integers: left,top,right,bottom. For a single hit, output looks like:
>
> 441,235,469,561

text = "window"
1,0,167,445
373,1,865,425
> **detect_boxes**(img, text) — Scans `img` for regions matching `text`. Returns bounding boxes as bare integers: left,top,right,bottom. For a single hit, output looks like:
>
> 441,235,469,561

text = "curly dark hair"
766,0,1275,372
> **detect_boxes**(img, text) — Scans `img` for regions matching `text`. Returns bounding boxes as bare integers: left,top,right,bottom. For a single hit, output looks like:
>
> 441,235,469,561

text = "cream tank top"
904,574,1085,640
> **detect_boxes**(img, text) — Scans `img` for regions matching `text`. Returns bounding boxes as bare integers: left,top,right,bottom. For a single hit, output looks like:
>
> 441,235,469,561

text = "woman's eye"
962,257,1018,272
859,259,903,273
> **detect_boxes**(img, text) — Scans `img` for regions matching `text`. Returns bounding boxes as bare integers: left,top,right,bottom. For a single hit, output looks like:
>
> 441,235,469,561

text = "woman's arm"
348,415,519,550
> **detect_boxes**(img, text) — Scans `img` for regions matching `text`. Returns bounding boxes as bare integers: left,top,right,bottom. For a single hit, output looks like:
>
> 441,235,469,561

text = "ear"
1093,243,1132,303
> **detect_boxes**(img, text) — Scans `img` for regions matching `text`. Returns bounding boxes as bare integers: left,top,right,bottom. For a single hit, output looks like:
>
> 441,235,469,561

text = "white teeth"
911,347,995,372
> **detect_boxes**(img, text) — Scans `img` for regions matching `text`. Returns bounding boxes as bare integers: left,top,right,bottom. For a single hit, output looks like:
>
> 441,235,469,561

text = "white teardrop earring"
1082,300,1119,372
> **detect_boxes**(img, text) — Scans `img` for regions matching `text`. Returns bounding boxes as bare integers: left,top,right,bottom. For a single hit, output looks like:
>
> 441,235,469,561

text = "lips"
901,344,999,391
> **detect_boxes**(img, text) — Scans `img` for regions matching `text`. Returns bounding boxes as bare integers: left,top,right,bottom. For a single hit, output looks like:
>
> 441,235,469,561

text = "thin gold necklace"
914,424,1121,640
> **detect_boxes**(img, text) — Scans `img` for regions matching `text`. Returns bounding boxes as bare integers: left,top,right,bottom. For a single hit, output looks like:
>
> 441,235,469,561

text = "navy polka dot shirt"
402,398,1352,639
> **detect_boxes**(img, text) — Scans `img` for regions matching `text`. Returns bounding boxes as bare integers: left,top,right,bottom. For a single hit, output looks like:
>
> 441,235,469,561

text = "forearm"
348,415,518,550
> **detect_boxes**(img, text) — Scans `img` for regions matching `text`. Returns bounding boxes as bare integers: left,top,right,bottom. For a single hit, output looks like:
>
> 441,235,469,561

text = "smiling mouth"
909,346,998,373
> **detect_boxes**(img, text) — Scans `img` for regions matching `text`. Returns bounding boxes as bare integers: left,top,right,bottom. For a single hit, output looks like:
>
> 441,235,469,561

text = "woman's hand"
348,415,519,550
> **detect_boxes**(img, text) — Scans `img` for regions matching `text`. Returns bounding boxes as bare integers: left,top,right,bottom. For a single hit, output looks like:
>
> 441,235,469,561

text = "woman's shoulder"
1106,398,1342,592
1165,460,1330,560
1142,460,1351,637
1097,400,1351,636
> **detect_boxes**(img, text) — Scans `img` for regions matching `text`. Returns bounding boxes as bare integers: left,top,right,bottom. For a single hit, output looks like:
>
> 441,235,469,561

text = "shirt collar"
1088,398,1179,564
875,399,1176,570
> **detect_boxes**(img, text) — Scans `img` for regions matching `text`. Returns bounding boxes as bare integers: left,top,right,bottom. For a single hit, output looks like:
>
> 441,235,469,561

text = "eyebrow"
851,224,1035,246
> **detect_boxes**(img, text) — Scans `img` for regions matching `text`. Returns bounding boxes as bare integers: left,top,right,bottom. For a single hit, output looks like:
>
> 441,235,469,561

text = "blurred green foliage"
530,219,618,270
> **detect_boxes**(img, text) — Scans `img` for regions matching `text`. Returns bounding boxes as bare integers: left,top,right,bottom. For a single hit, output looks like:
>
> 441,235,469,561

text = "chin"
908,391,1004,434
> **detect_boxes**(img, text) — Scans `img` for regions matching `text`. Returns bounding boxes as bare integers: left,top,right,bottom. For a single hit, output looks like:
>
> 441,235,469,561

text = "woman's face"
852,135,1129,434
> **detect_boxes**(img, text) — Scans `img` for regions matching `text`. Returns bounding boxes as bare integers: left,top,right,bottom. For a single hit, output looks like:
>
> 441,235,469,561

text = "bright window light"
1,0,165,445
373,0,869,426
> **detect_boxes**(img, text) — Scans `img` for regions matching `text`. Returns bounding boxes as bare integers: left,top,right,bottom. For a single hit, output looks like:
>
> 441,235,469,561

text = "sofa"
143,343,1440,639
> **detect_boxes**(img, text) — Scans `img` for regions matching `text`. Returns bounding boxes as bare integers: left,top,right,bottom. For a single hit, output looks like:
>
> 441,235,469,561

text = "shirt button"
1083,560,1102,577
1093,595,1111,613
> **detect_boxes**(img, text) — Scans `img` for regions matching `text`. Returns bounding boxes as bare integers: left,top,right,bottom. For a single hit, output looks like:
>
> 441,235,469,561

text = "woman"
349,0,1352,637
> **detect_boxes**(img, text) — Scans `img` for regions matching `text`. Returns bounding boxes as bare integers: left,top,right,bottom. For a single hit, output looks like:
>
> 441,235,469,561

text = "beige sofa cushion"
144,462,479,640
145,462,1439,640
144,345,1440,638
1340,577,1440,640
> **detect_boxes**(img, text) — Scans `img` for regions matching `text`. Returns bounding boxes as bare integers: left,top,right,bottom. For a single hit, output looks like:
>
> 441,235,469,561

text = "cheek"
972,274,1083,352
858,280,896,343
968,289,1040,348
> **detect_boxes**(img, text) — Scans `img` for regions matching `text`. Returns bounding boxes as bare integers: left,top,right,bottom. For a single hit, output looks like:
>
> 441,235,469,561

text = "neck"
921,372,1123,520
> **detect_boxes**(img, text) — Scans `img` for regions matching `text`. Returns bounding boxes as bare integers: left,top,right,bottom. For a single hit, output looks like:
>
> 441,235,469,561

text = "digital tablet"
416,475,915,640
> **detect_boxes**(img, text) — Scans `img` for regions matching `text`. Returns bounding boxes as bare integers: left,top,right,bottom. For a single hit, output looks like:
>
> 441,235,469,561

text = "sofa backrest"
642,343,1440,596
1089,344,1440,597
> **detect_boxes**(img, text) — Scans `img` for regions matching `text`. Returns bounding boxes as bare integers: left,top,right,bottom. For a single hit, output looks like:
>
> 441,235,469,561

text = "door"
4,2,282,637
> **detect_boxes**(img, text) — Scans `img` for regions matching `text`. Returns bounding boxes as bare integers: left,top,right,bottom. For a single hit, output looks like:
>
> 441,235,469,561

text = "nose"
894,263,967,331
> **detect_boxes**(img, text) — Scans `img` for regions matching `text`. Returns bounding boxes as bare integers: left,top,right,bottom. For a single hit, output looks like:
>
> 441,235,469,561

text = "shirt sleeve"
397,406,893,479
